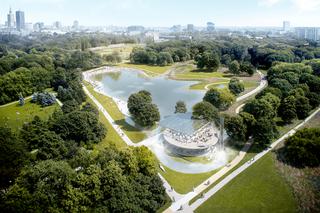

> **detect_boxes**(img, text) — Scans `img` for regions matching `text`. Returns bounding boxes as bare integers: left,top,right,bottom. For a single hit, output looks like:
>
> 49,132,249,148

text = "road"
190,107,320,211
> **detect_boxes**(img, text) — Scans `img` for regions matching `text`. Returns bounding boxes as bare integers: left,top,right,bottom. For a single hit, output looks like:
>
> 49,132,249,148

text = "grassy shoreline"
84,81,146,143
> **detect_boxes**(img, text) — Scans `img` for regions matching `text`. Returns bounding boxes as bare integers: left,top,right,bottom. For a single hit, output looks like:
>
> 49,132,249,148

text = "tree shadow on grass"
114,118,142,132
191,68,217,73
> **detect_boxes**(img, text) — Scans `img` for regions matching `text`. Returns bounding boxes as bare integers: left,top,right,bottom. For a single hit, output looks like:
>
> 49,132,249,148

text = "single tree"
192,101,218,121
228,77,244,95
175,101,187,113
225,115,247,141
229,60,240,75
203,88,235,111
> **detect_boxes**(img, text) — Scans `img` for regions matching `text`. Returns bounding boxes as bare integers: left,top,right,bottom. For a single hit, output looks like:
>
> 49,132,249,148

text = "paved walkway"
235,103,245,114
83,68,268,212
167,142,252,212
0,96,32,108
83,85,138,147
190,107,320,211
83,84,179,200
236,71,267,102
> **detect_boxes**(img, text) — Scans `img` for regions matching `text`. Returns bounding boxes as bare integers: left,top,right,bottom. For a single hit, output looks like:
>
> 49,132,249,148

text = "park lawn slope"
118,63,172,76
159,165,218,194
84,81,146,143
195,152,297,213
0,99,59,131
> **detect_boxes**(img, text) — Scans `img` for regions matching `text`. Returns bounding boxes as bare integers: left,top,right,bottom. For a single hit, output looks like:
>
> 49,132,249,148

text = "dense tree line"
0,33,137,51
225,61,320,147
0,34,166,212
0,47,102,104
130,37,320,73
1,136,166,212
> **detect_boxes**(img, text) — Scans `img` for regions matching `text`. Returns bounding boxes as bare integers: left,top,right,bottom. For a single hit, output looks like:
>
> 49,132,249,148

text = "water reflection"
93,69,204,117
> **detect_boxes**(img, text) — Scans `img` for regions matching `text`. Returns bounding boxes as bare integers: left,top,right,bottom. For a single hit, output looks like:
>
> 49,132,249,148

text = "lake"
93,68,205,118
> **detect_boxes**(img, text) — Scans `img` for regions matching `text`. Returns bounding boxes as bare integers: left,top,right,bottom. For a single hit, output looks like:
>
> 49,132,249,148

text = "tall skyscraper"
7,8,15,28
187,24,194,32
207,22,215,32
283,21,290,32
15,10,25,31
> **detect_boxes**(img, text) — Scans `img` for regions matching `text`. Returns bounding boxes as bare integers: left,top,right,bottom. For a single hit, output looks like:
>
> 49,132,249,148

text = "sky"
1,0,320,27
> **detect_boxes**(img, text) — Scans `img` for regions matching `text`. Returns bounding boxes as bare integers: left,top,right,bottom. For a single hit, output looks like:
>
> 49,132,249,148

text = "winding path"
82,67,268,212
190,107,320,211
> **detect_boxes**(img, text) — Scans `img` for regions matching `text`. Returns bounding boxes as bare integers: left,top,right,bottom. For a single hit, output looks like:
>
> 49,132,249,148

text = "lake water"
90,68,234,173
93,69,205,117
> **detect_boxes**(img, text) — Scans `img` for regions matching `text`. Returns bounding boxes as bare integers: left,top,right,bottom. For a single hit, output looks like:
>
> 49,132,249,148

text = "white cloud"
259,0,282,7
292,0,320,11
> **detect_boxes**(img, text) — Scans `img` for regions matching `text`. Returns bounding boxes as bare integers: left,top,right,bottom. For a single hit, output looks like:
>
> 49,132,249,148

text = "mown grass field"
175,70,226,80
189,143,261,204
84,81,146,143
118,63,172,76
0,98,59,131
171,62,260,91
195,153,297,213
90,43,142,60
158,165,218,194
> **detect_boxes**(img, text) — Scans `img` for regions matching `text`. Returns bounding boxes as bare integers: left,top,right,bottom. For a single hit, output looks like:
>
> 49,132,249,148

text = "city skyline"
0,0,320,27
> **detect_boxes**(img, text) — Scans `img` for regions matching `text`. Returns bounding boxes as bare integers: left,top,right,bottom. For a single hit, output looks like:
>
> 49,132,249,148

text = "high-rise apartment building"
283,21,290,32
187,24,194,32
295,27,320,41
16,10,25,31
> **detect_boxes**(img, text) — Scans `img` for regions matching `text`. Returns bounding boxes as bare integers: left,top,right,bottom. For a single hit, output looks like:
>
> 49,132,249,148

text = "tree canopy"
203,88,235,111
127,90,160,127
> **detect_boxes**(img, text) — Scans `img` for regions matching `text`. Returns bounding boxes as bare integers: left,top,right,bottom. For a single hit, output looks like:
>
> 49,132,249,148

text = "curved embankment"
82,67,268,210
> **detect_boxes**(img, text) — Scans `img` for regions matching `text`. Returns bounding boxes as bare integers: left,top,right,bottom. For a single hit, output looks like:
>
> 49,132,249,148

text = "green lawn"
242,80,260,88
171,62,225,80
85,97,126,151
158,165,218,194
84,81,146,143
195,153,297,213
189,143,261,204
0,99,59,131
190,79,259,91
189,82,210,90
174,70,226,80
90,43,141,60
118,63,172,76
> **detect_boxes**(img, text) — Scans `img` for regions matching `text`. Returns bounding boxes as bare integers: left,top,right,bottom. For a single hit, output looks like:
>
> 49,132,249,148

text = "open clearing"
195,152,297,213
0,99,59,131
90,43,142,61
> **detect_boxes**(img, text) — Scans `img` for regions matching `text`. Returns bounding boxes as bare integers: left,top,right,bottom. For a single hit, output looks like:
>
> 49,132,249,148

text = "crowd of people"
165,126,218,145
